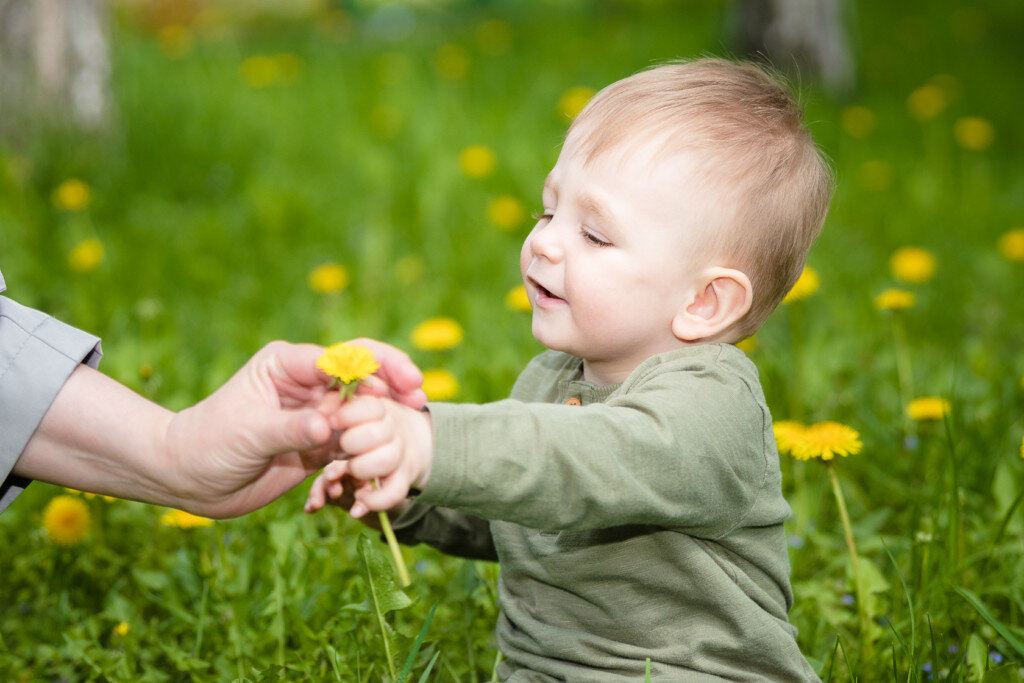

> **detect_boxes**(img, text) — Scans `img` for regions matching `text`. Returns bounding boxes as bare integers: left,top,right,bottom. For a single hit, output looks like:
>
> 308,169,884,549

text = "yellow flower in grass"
435,44,470,80
421,368,460,401
459,145,496,179
906,397,950,421
875,288,915,311
1019,436,1024,460
558,86,596,120
317,343,380,385
113,622,130,637
772,420,806,456
42,495,91,546
308,263,348,294
954,117,995,151
411,317,463,351
68,238,104,273
53,178,91,211
997,229,1024,262
505,284,531,312
782,266,819,303
790,422,862,462
487,195,525,230
735,336,757,354
907,84,947,121
841,106,876,138
160,509,214,529
890,246,936,283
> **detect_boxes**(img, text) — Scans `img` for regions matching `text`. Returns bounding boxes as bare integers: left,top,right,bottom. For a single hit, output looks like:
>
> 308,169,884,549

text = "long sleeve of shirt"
1,270,102,512
419,346,784,539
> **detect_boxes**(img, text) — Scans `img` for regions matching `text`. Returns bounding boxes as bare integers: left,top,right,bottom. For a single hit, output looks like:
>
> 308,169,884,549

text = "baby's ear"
671,268,753,343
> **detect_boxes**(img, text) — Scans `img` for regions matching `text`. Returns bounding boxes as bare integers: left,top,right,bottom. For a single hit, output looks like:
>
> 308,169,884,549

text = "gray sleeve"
0,291,102,513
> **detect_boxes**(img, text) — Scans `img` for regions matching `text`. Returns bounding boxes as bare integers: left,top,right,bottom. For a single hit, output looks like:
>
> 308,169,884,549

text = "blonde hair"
567,58,833,340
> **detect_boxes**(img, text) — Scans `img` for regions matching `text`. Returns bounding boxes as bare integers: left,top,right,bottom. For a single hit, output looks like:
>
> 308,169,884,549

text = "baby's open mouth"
532,279,565,303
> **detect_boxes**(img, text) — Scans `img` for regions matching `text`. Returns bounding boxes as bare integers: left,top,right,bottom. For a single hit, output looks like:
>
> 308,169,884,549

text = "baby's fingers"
327,395,387,432
340,416,396,458
350,474,411,517
304,475,329,514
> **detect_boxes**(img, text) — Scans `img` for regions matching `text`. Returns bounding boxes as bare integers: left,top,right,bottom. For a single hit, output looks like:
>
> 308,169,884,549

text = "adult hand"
165,339,426,518
15,339,425,518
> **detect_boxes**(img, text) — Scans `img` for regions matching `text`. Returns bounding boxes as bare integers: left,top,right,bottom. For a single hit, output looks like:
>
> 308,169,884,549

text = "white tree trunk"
0,0,112,139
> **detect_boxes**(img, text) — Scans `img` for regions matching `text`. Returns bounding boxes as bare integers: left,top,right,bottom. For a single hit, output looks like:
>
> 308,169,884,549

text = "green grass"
2,0,1024,679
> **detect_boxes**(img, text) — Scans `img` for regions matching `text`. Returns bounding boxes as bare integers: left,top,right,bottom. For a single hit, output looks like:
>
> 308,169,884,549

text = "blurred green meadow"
2,0,1024,679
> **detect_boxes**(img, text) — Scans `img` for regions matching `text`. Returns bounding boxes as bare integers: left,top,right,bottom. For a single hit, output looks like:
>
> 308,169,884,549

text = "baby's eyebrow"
579,192,613,224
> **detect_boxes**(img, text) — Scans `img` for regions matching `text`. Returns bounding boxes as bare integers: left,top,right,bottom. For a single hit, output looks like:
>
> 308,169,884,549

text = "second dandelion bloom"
906,397,951,421
308,262,348,294
459,145,496,179
789,422,862,462
411,317,464,351
782,266,819,303
890,247,936,283
42,495,91,546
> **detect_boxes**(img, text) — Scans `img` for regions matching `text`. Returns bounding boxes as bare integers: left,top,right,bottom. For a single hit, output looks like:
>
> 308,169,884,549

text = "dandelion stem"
373,479,411,587
828,463,872,662
890,316,915,441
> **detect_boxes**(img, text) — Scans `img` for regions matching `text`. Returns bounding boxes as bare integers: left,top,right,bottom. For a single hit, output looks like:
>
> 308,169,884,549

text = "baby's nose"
529,224,564,262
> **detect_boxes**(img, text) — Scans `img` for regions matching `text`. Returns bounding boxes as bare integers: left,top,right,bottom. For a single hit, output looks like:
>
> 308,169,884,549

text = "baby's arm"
306,395,434,518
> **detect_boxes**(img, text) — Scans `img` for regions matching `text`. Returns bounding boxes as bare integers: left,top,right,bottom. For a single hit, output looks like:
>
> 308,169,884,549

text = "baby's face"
520,138,715,384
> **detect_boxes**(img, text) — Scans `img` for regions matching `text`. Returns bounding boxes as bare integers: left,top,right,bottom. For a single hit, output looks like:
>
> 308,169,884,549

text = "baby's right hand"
321,395,433,518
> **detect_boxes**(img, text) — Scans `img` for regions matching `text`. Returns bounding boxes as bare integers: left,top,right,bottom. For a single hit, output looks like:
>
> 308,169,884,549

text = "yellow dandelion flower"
907,84,947,121
316,342,380,385
157,25,192,59
113,622,129,637
435,43,470,80
558,86,596,120
773,420,806,456
841,105,876,138
459,145,496,179
421,368,460,401
735,336,757,353
475,19,512,55
411,317,464,351
1019,435,1023,459
308,263,348,294
790,422,862,461
997,228,1024,262
487,195,525,230
859,160,893,192
875,288,916,311
53,178,91,211
42,495,91,546
890,246,937,283
160,509,214,529
505,284,531,311
68,239,104,273
906,397,950,421
241,55,279,89
954,117,995,151
783,266,820,303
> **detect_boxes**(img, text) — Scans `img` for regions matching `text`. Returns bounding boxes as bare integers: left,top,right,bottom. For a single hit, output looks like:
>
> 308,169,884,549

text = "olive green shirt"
395,344,818,681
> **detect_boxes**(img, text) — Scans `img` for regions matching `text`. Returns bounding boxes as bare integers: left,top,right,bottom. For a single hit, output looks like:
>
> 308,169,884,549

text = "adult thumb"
258,409,331,454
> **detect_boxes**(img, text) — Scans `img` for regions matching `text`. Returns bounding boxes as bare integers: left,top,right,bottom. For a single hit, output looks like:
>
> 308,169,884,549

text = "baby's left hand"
319,395,433,518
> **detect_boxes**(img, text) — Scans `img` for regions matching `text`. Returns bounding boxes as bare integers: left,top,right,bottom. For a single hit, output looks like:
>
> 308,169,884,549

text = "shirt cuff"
0,297,101,512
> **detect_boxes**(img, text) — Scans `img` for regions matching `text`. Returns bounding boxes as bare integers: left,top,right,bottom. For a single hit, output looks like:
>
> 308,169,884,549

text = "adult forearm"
13,364,178,506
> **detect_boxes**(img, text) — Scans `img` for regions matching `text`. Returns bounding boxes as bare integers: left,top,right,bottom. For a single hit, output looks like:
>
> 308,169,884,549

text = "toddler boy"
308,58,831,681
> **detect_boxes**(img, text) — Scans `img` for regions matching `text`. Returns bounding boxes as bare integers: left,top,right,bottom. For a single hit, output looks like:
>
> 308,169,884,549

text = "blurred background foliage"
2,0,1024,680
